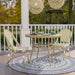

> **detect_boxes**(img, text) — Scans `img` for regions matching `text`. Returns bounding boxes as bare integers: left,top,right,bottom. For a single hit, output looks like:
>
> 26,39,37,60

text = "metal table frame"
25,34,61,66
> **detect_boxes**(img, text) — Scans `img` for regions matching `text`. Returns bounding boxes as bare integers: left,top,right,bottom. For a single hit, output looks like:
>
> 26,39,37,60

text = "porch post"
21,0,31,49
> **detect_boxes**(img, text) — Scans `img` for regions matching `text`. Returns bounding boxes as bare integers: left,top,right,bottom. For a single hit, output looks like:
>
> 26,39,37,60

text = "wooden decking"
0,48,75,75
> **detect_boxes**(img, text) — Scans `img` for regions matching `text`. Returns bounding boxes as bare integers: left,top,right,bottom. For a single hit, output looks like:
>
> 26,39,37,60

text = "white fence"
0,25,21,52
29,24,75,48
0,24,75,52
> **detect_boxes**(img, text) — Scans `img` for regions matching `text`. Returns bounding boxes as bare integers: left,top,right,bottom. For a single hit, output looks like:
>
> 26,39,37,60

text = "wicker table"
25,34,61,66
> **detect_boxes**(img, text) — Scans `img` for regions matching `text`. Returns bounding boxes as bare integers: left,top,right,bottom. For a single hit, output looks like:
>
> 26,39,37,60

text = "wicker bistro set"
25,29,72,66
4,29,72,66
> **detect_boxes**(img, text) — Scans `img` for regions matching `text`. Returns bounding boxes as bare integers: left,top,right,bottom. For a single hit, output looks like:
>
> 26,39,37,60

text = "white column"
21,0,31,50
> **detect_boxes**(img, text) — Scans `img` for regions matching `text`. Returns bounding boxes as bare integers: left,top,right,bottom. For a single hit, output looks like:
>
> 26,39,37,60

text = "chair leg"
48,38,51,66
37,47,39,58
23,56,25,67
27,53,29,63
59,48,61,55
63,48,65,60
6,54,10,65
29,38,35,63
68,48,70,57
29,47,34,63
7,51,11,65
52,47,56,59
59,50,61,55
51,50,53,58
37,38,40,58
11,53,14,62
48,48,51,66
22,52,25,67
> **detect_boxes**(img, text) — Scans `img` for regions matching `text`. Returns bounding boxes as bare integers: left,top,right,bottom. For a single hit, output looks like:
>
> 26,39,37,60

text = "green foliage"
0,0,21,24
29,0,75,24
29,0,50,24
29,11,50,24
0,0,74,24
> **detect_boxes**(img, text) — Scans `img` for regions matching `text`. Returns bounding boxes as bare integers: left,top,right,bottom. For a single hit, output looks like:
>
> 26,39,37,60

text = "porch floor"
0,48,75,75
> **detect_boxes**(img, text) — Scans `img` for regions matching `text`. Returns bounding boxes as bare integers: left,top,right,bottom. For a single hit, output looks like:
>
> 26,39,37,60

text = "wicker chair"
51,29,72,60
4,29,29,66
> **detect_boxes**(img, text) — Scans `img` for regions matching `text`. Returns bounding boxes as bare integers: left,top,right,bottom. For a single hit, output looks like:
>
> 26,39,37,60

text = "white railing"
0,24,75,52
0,24,21,52
29,24,75,48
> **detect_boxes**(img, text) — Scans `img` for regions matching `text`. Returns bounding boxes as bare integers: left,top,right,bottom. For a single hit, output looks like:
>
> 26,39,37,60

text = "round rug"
8,54,75,74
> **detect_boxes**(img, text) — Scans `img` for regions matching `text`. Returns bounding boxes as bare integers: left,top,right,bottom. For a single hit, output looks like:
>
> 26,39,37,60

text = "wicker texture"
52,29,72,60
4,29,29,66
29,0,44,14
59,29,72,43
4,29,13,48
48,0,65,9
4,29,28,52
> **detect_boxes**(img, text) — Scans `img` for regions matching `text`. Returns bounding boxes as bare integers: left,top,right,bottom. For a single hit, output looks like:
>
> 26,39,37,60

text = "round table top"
25,34,61,38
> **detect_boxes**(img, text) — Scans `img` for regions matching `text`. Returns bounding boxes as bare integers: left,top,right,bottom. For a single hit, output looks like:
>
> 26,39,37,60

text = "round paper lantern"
29,0,44,14
48,0,65,9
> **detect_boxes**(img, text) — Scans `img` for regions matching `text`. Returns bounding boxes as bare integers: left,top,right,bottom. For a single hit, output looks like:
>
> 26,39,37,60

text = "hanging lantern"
48,0,65,9
29,0,44,14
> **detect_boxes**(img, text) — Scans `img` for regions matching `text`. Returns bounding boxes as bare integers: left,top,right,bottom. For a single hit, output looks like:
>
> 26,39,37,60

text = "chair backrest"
4,29,13,47
59,29,72,43
4,29,20,51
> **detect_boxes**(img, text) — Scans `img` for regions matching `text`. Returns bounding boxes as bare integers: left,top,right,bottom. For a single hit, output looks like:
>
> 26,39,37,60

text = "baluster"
54,26,56,43
41,25,43,45
45,26,46,46
51,26,53,44
12,26,13,34
19,26,21,44
3,26,5,51
71,25,73,47
68,25,71,46
31,26,32,47
35,26,36,45
16,26,18,46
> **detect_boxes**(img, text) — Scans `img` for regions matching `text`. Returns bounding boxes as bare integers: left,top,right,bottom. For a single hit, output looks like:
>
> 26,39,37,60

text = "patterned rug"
8,54,75,74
